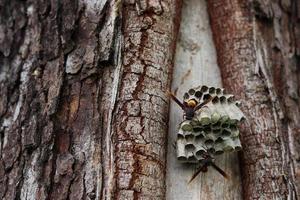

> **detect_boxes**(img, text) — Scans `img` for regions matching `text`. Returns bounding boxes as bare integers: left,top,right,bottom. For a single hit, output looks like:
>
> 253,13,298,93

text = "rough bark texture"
166,0,242,199
2,0,300,199
207,0,300,199
0,0,181,199
104,0,181,199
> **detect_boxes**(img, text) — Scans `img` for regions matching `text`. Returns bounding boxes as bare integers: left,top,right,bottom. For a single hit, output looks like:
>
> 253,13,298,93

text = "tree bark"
104,1,181,199
0,0,181,199
207,0,300,199
1,0,300,200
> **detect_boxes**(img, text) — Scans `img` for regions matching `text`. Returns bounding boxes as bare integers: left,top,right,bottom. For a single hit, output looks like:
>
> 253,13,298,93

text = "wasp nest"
176,85,245,163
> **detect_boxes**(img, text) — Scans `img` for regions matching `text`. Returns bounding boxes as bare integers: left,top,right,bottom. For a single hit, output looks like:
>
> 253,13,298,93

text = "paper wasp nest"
176,85,245,163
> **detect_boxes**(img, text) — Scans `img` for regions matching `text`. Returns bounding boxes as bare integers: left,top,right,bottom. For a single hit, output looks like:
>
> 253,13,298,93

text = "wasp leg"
166,90,185,110
195,105,208,113
194,96,215,111
188,163,208,184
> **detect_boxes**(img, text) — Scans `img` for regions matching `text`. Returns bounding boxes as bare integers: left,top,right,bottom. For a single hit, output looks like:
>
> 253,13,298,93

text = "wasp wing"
210,162,229,179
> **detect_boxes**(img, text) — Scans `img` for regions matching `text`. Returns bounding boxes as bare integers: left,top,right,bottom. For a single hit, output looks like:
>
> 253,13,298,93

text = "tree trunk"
0,0,181,199
1,0,299,200
207,0,300,199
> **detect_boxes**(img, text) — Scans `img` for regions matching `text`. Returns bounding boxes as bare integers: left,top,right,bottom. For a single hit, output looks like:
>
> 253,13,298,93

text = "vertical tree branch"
101,0,182,199
207,0,299,199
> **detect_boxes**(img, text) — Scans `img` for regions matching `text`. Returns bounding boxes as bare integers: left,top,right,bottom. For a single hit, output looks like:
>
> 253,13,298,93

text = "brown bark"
0,0,181,200
207,0,300,199
2,0,299,199
103,0,181,199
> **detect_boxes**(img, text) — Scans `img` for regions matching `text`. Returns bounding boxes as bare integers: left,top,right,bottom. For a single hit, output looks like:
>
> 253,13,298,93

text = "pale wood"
166,0,242,199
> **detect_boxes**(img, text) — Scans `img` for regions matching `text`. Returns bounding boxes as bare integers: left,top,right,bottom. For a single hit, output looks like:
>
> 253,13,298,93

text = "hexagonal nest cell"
177,85,245,163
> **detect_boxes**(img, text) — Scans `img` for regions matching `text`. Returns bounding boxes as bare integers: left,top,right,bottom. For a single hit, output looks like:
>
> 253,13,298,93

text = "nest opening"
187,156,197,162
215,150,224,155
204,139,214,146
178,156,187,162
203,126,211,132
200,86,208,92
213,128,221,134
221,123,229,128
208,148,215,154
212,121,221,127
215,137,223,143
227,96,234,103
229,124,237,131
220,96,226,103
185,144,195,151
177,134,184,139
235,146,242,151
195,134,204,142
203,94,212,101
195,91,202,98
209,87,215,94
193,126,202,132
183,92,189,100
222,129,231,136
196,149,206,157
185,134,195,142
235,101,241,106
212,97,219,104
188,89,196,95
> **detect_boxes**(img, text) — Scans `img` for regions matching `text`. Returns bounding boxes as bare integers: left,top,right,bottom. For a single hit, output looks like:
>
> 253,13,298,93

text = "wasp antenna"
166,90,185,110
188,164,208,184
194,96,215,111
210,162,229,179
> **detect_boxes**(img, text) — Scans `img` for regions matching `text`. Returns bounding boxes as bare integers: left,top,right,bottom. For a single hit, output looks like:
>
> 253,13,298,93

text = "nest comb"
176,85,245,163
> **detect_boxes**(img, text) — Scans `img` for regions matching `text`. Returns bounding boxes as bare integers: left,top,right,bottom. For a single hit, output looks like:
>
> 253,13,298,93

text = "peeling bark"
207,0,300,199
0,0,181,200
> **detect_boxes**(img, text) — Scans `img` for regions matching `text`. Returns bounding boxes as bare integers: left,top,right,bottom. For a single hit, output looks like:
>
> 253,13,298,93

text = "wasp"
188,153,229,183
167,90,214,120
167,91,229,182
